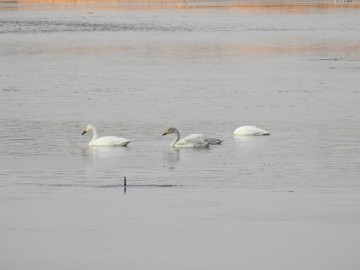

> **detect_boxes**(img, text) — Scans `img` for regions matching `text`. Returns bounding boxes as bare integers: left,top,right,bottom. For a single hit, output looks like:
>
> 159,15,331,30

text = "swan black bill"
162,133,167,136
82,131,87,135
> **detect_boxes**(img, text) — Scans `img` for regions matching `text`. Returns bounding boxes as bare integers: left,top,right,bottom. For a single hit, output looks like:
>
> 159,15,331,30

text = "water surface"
1,2,360,269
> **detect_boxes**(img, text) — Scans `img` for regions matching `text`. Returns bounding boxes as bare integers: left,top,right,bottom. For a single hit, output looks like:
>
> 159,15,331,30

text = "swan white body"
82,125,132,146
233,126,270,136
162,127,223,148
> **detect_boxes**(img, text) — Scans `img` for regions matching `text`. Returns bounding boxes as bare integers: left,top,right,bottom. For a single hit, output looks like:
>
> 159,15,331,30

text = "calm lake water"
1,2,360,269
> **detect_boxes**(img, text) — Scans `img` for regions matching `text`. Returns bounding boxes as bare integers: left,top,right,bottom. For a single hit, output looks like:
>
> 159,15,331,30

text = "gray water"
1,2,360,270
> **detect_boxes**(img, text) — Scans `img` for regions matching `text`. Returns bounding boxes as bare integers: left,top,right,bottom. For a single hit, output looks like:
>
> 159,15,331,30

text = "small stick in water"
124,176,127,186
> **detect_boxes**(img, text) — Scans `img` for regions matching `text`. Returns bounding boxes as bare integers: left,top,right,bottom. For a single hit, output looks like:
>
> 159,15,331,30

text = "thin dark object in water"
124,176,127,194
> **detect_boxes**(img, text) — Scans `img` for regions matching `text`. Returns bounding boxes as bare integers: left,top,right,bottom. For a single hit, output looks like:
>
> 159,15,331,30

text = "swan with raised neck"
82,124,132,146
162,127,222,148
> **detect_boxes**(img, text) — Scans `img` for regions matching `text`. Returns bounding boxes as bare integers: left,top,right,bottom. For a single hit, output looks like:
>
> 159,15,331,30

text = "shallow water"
1,2,360,270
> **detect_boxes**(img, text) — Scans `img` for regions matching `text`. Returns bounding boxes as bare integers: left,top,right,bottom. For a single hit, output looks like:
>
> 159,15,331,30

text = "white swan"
81,124,132,146
233,126,270,136
162,127,223,148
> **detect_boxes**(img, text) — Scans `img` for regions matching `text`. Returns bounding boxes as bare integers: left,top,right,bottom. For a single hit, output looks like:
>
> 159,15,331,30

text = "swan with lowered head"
233,126,270,136
162,127,223,148
82,124,132,146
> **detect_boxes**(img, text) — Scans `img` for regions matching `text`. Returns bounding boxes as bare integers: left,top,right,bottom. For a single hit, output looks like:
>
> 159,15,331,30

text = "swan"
233,126,270,136
162,127,223,148
81,124,132,146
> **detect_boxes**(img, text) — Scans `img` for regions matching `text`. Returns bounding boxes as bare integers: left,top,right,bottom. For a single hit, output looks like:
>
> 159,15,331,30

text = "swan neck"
90,125,98,141
171,129,180,147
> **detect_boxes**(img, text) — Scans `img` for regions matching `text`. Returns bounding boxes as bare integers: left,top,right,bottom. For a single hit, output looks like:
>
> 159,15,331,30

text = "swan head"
162,127,177,136
81,124,93,135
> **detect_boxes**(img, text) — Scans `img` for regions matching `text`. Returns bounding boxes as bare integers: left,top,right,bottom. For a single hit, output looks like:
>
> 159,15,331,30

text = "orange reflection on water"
21,41,360,59
1,0,360,11
225,43,360,57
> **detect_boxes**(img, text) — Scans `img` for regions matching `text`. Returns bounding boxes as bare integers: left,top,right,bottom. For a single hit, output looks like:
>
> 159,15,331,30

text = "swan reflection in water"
81,145,131,163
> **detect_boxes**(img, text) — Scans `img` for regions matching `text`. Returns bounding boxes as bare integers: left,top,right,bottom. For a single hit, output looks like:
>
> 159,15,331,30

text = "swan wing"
173,134,210,148
91,136,132,146
186,134,223,145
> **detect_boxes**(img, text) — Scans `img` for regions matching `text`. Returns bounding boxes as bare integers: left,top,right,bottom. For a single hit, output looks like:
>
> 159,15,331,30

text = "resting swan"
162,127,223,148
82,124,132,146
233,126,270,136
